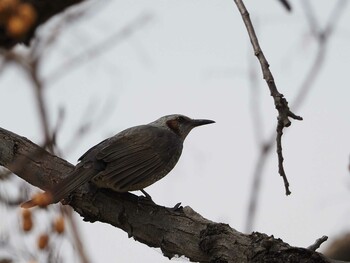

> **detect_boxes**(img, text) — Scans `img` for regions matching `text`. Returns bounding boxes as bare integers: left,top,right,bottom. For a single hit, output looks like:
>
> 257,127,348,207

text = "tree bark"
0,127,334,263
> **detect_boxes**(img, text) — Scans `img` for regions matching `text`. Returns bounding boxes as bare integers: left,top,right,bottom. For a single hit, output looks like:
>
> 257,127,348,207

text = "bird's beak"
191,119,215,127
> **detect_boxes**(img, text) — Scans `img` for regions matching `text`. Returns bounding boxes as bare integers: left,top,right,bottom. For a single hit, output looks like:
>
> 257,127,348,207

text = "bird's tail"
21,166,99,208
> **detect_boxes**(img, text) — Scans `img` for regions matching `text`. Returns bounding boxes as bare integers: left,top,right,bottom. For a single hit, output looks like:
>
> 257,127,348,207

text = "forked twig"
234,0,302,195
244,0,348,233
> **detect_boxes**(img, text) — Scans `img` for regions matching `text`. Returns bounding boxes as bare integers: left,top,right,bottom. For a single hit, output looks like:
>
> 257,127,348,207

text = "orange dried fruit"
22,218,33,232
0,0,19,14
6,15,26,38
21,208,31,219
16,3,36,25
54,216,65,234
37,234,49,250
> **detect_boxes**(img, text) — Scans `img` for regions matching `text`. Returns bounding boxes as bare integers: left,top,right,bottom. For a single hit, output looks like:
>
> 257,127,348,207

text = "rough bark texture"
0,127,332,263
0,0,84,48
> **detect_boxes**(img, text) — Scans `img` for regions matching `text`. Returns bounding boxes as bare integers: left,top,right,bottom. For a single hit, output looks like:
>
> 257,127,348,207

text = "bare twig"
62,206,91,263
62,96,115,156
0,191,26,206
0,10,151,263
245,143,270,233
307,235,328,251
29,58,91,263
234,0,302,196
30,61,54,152
293,0,348,108
247,22,264,146
244,0,348,233
0,49,52,150
31,0,111,61
44,13,153,84
1,42,91,263
277,0,292,12
275,120,289,192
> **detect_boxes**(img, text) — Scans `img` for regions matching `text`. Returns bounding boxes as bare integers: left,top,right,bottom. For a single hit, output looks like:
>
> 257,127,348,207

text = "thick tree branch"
0,126,337,263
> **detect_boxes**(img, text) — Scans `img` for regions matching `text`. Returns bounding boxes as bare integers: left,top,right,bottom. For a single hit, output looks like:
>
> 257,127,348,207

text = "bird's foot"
141,189,153,200
138,189,156,205
166,202,182,212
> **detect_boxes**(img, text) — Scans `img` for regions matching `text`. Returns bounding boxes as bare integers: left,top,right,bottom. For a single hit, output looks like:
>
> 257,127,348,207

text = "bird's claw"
140,189,153,200
138,189,156,205
166,202,182,212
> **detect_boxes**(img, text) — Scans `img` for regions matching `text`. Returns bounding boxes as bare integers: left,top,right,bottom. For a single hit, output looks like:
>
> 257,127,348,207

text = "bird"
21,114,215,208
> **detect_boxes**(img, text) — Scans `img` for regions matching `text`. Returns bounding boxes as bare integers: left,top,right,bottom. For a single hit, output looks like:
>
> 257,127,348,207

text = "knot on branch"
275,95,291,127
199,223,235,262
249,232,327,263
274,94,303,128
250,232,287,252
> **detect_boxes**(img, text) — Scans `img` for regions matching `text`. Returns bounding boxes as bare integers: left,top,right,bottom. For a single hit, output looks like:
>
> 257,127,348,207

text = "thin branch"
244,0,348,233
244,143,270,233
277,0,292,12
302,0,348,41
61,96,116,156
30,61,53,152
44,13,153,84
276,121,289,194
1,45,92,263
0,191,26,206
30,0,112,61
62,207,91,263
234,0,302,196
29,60,91,263
248,20,264,146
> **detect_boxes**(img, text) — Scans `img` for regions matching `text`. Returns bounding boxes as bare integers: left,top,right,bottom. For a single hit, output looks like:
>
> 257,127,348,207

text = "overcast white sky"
1,0,350,262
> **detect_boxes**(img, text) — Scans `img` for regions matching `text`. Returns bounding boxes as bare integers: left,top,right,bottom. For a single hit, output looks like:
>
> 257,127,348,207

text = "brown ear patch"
166,120,180,136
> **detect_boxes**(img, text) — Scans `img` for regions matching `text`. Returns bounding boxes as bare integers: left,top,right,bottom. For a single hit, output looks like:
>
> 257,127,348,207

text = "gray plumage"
22,114,214,208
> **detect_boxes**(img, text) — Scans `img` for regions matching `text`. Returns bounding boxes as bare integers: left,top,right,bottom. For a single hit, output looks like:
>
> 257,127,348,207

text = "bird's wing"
78,138,109,161
21,126,181,208
94,125,181,192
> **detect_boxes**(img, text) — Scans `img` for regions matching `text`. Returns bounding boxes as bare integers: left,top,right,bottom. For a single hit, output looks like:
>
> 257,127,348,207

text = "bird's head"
150,114,215,140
